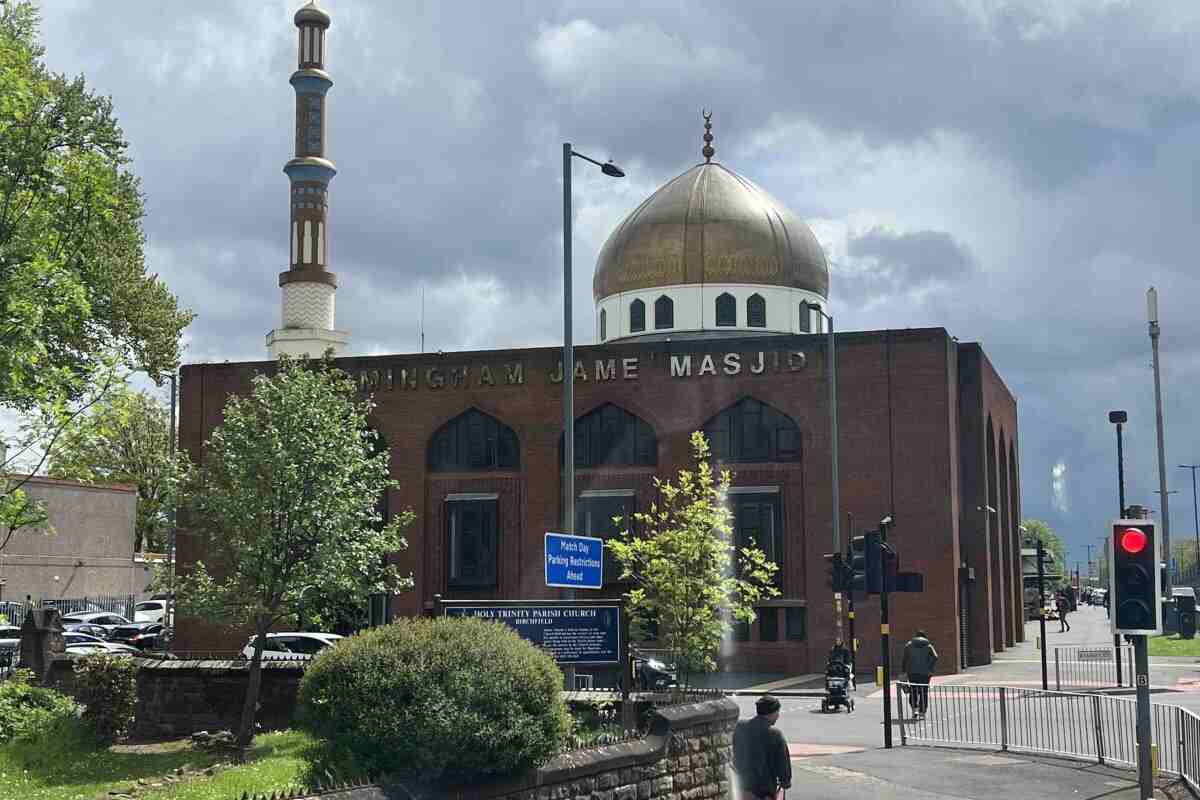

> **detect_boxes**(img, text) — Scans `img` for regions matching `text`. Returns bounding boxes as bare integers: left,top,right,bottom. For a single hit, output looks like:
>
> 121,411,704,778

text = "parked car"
59,612,131,635
63,622,110,639
241,632,343,661
133,600,167,623
632,648,677,691
0,626,20,653
110,623,163,650
66,641,140,657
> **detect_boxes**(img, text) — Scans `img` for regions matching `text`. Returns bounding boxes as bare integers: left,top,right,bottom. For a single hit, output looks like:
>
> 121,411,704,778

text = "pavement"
779,745,1193,799
720,605,1200,797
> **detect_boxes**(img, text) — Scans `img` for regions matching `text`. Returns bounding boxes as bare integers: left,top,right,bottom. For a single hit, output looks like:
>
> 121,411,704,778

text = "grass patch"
1148,634,1200,657
0,726,319,800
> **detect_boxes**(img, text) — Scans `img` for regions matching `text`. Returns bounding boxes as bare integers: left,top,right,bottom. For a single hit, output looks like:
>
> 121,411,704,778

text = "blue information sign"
545,532,604,589
444,603,621,664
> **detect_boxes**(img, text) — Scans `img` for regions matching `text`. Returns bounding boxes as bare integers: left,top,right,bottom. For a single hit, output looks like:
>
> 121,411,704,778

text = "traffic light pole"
1037,539,1048,691
1114,420,1127,686
1134,635,1153,799
880,521,893,749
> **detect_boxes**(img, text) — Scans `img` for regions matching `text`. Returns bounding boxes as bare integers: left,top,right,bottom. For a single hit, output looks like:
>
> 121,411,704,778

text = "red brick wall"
176,329,1017,678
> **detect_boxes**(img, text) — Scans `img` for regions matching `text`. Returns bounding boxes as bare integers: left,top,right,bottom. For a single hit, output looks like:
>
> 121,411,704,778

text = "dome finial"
701,108,715,163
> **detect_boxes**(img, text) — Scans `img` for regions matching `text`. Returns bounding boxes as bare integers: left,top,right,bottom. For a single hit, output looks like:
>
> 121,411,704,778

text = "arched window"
630,299,646,333
564,403,657,468
747,293,766,328
427,408,519,471
654,295,674,330
715,292,736,327
702,397,801,463
798,301,810,333
600,308,607,341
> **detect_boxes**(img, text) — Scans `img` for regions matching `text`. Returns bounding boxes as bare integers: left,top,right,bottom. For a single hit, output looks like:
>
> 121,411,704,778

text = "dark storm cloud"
839,227,976,301
31,1,1200,567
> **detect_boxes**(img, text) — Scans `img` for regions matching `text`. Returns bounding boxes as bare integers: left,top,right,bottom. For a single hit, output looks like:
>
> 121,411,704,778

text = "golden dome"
593,161,828,301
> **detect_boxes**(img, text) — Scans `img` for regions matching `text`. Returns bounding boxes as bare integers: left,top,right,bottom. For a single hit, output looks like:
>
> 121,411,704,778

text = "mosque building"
176,1,1023,677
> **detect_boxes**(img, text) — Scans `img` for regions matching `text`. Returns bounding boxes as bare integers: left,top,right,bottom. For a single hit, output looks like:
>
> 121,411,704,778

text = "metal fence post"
1092,694,1105,765
1000,687,1008,752
897,683,907,746
1179,706,1186,781
1054,650,1060,692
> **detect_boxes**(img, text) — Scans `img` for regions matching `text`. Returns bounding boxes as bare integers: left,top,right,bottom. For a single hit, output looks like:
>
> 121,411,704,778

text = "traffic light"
1110,520,1161,635
825,552,851,592
864,531,884,594
850,531,882,593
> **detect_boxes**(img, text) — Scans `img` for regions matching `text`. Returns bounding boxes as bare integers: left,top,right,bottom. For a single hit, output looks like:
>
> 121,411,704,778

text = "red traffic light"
1119,527,1147,554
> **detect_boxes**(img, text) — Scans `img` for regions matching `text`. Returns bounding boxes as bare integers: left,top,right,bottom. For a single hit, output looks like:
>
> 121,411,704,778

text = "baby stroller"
820,658,855,713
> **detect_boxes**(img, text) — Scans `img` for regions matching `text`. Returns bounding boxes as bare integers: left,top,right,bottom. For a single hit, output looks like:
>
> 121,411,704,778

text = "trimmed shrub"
0,669,79,743
73,654,137,741
298,617,571,783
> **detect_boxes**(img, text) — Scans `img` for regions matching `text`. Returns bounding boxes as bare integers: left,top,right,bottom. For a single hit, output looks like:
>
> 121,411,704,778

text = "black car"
109,622,163,650
632,649,677,691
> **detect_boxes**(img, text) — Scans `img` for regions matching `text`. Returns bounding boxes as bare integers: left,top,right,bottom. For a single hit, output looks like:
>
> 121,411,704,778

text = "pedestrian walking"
1058,592,1071,632
733,695,791,800
902,630,938,719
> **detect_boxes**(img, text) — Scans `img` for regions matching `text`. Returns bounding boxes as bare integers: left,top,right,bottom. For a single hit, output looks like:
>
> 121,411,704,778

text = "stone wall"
290,698,739,800
131,658,307,740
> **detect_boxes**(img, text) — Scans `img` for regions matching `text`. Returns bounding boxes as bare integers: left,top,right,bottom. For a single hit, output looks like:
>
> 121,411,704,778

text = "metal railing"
0,595,137,627
897,682,1200,793
1053,644,1134,691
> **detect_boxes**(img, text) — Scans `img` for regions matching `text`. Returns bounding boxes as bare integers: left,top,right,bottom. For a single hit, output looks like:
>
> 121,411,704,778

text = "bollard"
1151,742,1158,779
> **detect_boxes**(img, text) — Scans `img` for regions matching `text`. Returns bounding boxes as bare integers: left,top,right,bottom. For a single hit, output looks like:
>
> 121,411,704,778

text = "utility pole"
166,372,177,649
1147,287,1172,596
1179,464,1200,578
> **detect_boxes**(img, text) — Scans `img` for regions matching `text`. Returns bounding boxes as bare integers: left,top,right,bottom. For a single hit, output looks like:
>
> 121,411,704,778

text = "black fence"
1053,644,1135,691
896,682,1199,795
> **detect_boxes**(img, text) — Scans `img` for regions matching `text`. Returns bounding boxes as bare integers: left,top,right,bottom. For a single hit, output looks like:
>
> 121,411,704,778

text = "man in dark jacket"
733,695,791,799
901,631,938,719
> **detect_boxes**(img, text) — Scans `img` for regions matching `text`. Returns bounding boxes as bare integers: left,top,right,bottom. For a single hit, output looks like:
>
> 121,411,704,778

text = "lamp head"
1146,287,1158,323
601,161,625,178
1109,410,1128,425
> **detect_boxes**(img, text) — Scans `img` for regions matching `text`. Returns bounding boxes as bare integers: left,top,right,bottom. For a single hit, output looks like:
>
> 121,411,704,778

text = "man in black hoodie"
902,630,938,719
733,695,791,799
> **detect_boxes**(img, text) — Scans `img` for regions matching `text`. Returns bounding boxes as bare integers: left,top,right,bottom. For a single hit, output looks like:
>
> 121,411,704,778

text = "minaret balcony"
283,156,337,183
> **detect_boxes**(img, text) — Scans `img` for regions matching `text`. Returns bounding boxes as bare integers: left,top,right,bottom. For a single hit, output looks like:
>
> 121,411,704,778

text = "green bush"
297,617,571,783
0,669,79,743
73,654,137,741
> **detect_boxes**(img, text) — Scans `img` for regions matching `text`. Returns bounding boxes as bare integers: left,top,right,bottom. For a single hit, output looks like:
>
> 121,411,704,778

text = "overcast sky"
33,0,1200,570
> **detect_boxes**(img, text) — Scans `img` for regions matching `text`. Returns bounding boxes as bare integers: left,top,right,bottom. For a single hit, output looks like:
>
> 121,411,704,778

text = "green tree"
172,357,413,756
37,384,181,553
0,1,191,552
608,432,780,686
1021,518,1066,587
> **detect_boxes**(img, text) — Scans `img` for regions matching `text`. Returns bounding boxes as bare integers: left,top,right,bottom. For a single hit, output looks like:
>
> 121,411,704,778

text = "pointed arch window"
427,409,519,471
747,293,766,328
600,308,607,341
630,299,646,333
563,403,657,468
654,295,674,330
715,292,736,327
702,397,801,463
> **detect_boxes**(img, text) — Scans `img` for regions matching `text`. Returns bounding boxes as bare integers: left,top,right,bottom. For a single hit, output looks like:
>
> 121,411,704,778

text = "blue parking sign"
545,532,604,589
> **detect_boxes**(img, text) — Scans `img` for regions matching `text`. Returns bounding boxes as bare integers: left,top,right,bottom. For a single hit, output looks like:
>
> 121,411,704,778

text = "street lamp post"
1178,464,1200,579
561,144,623,692
1107,409,1128,685
1147,287,1172,595
810,307,840,555
561,143,625,544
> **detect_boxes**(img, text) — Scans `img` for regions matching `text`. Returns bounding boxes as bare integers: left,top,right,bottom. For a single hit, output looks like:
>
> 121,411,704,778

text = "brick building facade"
175,327,1021,676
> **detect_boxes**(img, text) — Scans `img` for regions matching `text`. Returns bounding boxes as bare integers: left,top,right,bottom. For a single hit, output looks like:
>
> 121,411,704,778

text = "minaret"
267,1,349,358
